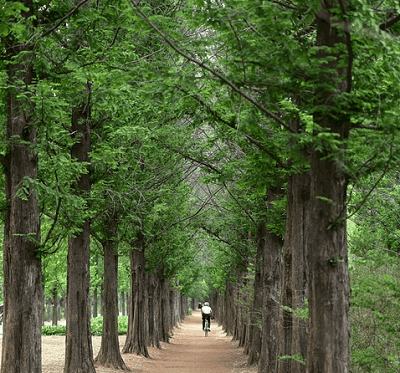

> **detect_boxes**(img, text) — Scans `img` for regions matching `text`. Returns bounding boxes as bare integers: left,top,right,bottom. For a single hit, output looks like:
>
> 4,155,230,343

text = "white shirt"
201,305,212,315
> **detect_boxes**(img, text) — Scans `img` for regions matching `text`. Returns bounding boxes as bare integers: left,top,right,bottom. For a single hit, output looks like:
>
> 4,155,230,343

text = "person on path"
201,302,212,331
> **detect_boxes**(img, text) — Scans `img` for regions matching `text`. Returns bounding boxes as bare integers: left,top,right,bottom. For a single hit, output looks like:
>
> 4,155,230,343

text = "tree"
64,83,96,373
94,208,129,370
0,2,43,371
306,3,352,371
278,172,309,373
122,235,150,357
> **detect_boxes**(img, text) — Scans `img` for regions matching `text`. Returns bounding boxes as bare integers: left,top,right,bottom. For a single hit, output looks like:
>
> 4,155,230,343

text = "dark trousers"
202,314,211,330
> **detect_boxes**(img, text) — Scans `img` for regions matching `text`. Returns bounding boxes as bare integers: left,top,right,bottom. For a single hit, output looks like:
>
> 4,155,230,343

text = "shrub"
350,252,400,373
41,315,129,336
91,316,103,336
42,325,67,336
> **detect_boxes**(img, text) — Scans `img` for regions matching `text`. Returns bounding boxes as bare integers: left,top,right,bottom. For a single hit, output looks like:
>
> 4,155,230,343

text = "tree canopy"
1,0,400,372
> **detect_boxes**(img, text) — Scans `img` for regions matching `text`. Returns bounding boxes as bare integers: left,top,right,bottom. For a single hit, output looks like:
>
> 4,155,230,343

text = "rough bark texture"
93,287,98,318
306,3,351,372
148,272,161,348
94,210,129,370
278,173,309,373
52,287,59,326
122,238,150,357
258,190,283,373
224,281,237,336
120,290,126,316
64,100,95,373
1,2,44,370
160,276,171,343
247,224,265,365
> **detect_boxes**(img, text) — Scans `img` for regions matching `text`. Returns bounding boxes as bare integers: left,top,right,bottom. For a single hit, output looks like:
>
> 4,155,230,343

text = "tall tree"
278,172,309,373
1,2,43,371
306,2,352,371
258,189,283,373
64,84,95,373
94,207,129,370
122,232,150,357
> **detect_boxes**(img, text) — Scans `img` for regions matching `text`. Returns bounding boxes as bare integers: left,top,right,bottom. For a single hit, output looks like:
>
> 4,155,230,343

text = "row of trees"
0,0,202,372
2,0,400,372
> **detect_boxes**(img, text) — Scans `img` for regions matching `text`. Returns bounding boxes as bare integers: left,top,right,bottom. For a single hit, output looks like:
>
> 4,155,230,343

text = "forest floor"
0,310,258,373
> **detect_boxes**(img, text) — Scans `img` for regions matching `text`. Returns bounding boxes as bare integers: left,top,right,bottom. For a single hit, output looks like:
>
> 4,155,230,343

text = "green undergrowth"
42,315,129,336
350,251,400,373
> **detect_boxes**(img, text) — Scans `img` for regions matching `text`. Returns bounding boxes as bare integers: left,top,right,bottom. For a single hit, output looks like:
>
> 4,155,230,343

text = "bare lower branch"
379,14,400,30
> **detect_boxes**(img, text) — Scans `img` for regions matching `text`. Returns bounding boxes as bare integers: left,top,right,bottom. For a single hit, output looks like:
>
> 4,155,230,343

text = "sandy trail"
140,310,231,373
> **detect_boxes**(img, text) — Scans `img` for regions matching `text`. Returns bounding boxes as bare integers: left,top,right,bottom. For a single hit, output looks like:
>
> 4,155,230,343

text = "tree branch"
379,14,400,31
268,0,298,11
131,1,295,134
175,85,288,169
32,0,90,53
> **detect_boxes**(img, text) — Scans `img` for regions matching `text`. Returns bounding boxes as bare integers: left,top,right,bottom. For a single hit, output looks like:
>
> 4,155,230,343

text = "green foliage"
90,316,104,336
350,251,400,373
4,2,400,369
94,316,128,335
278,353,306,366
0,1,30,39
41,325,67,336
42,316,129,336
281,299,309,323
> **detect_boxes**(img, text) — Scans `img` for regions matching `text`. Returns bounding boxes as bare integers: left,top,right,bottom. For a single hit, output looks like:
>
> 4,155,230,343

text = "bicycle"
204,319,209,337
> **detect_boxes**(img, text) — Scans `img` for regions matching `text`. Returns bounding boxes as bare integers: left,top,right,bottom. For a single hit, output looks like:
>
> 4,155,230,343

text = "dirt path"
0,310,257,373
139,310,231,373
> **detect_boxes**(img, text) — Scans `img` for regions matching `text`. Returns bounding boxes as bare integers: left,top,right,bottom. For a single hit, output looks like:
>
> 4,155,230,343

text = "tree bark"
121,290,126,316
258,190,283,373
94,209,129,370
46,299,52,323
147,272,161,348
160,275,171,343
64,96,95,373
278,172,309,373
52,287,59,326
122,234,150,357
1,2,44,370
306,3,351,372
247,224,265,365
93,287,98,318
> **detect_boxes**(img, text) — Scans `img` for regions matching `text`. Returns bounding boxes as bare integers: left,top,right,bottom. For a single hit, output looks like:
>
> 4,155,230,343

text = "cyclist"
201,302,212,331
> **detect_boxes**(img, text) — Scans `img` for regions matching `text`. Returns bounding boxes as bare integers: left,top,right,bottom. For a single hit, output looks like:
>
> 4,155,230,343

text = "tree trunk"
160,275,171,343
223,281,236,336
52,287,59,326
59,297,64,322
306,4,351,372
94,209,128,370
46,299,52,323
121,290,126,316
278,172,309,373
93,287,98,318
247,225,265,365
64,96,95,373
122,234,150,357
148,272,161,348
1,3,44,370
258,190,283,373
170,289,180,327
